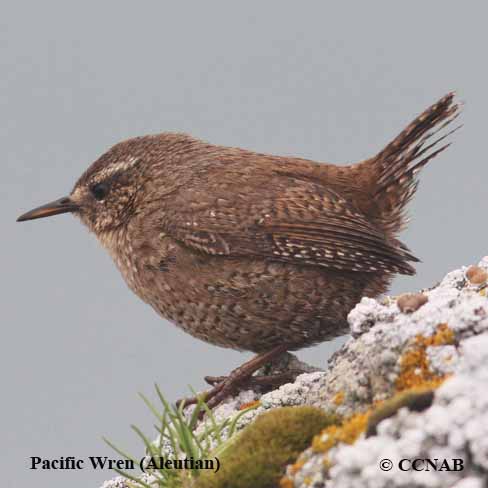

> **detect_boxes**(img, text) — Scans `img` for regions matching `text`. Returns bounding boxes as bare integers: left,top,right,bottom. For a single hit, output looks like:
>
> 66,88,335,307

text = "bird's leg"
176,344,290,411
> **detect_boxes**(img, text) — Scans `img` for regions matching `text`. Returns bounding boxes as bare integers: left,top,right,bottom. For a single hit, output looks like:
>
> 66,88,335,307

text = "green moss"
366,388,434,437
194,406,339,488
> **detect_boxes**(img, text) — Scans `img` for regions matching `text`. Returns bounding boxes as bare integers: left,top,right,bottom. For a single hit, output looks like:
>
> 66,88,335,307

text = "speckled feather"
70,93,460,352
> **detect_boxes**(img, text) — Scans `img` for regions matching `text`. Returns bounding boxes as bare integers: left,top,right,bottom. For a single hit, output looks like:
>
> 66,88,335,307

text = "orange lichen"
332,391,345,406
432,323,455,345
311,411,371,454
239,400,261,410
280,476,295,488
395,323,454,392
287,458,306,475
279,477,294,488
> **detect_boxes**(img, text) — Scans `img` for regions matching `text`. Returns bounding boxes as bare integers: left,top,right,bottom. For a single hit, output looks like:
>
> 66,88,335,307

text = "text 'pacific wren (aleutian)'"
18,93,461,408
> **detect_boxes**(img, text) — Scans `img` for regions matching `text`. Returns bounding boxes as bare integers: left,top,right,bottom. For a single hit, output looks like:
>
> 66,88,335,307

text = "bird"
18,93,461,409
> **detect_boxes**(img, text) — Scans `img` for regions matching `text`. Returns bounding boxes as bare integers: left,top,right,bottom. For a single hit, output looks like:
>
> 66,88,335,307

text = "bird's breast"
97,225,181,305
97,227,143,294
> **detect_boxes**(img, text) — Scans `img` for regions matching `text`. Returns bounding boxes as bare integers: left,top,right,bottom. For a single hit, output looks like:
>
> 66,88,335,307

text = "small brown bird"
18,93,460,408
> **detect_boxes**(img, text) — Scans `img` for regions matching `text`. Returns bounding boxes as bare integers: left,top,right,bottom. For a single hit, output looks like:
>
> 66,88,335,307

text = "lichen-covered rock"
310,333,488,488
282,257,488,488
99,257,488,488
100,474,158,488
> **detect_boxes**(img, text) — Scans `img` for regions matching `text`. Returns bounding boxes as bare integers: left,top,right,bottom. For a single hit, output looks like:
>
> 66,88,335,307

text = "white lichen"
100,257,488,488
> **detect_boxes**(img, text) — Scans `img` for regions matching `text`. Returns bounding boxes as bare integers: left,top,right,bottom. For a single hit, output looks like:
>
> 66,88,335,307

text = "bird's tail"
363,92,461,235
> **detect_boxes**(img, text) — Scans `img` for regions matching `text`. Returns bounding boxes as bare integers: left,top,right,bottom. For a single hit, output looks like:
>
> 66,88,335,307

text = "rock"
100,474,157,488
99,257,488,488
282,256,488,488
465,265,488,285
396,292,429,314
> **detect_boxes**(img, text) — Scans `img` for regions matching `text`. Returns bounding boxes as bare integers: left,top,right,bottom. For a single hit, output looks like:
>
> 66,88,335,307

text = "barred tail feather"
368,92,462,234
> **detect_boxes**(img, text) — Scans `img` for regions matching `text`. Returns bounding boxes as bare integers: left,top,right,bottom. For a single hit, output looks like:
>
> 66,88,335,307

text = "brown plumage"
17,93,461,407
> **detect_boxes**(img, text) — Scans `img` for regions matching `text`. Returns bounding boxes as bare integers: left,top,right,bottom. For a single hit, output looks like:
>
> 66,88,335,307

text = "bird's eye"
90,182,109,201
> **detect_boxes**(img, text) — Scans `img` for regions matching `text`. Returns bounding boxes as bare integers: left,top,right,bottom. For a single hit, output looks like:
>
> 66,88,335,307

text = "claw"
176,344,292,416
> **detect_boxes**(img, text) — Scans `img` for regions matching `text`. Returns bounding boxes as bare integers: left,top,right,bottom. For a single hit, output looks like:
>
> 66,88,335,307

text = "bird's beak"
17,196,79,222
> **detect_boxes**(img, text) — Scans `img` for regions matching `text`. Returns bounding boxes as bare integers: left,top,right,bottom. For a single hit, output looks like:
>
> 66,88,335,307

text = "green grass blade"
102,436,139,465
131,424,159,458
139,392,163,422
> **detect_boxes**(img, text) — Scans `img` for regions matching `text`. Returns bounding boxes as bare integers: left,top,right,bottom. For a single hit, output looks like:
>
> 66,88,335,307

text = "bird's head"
17,133,202,235
17,137,153,235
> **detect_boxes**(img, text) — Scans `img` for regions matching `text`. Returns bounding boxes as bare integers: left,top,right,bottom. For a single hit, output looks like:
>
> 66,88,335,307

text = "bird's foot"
176,344,290,414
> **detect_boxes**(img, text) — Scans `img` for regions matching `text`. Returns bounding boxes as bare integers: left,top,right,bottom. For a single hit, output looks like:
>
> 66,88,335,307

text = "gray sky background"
2,2,487,487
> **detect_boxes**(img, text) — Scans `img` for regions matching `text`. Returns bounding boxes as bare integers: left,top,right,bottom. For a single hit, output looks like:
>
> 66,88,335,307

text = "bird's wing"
164,174,417,275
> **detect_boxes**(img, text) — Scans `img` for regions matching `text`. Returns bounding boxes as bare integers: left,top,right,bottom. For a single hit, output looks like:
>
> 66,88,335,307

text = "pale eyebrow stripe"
91,156,140,183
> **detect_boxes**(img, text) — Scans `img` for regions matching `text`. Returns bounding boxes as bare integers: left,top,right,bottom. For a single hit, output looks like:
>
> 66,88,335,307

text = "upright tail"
364,92,461,235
